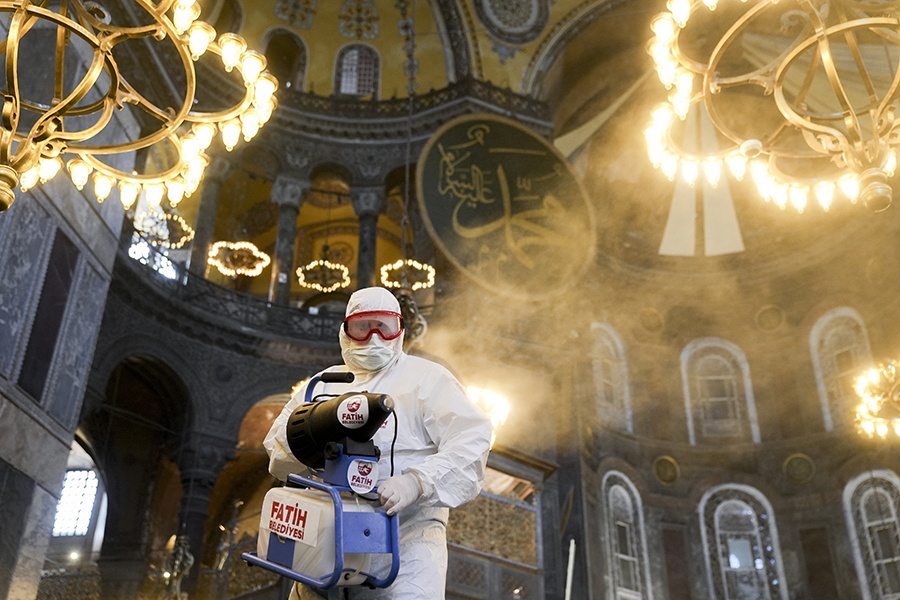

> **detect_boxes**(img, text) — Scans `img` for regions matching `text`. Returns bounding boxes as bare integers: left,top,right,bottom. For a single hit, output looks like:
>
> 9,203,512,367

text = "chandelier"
133,210,194,249
208,241,270,277
0,0,277,212
296,259,351,294
380,258,435,292
856,360,900,438
645,0,900,213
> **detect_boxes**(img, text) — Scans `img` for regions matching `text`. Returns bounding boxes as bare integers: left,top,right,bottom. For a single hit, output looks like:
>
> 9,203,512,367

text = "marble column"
352,185,384,290
269,174,308,305
175,442,231,594
188,156,233,276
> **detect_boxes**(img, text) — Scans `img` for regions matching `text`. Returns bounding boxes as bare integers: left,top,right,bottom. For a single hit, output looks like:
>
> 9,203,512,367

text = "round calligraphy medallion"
417,114,595,300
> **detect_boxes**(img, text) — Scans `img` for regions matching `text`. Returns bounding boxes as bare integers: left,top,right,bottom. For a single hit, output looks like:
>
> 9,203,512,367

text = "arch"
87,332,208,426
601,471,653,600
589,323,633,433
261,27,307,90
681,338,759,445
520,0,631,97
699,484,788,600
810,307,872,431
843,470,900,600
333,43,380,99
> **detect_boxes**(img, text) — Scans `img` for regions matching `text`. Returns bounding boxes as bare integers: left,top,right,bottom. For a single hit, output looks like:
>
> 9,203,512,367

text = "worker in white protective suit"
263,286,493,600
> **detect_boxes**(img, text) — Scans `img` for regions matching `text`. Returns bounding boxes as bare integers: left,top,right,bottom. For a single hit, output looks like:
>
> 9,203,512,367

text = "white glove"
378,473,423,516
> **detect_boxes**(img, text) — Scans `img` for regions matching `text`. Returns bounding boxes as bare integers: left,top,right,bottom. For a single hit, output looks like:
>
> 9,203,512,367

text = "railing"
121,234,343,344
446,544,544,600
279,77,551,123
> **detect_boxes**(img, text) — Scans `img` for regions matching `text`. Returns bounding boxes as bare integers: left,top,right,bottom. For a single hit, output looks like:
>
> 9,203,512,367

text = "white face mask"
340,333,400,373
342,344,395,372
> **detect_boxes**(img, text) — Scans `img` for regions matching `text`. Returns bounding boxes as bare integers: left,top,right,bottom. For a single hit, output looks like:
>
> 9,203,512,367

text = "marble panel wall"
0,462,36,599
45,262,110,429
0,200,54,378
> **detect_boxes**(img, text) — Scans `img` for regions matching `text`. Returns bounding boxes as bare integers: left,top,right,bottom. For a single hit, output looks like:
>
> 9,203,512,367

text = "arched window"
334,44,379,98
810,307,872,430
700,485,787,600
590,323,632,432
681,338,759,445
602,472,652,600
264,29,306,90
843,470,900,600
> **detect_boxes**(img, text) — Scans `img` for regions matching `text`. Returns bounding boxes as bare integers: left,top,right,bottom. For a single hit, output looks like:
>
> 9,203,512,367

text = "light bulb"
253,73,278,107
644,125,665,151
19,167,39,191
814,183,834,211
173,1,200,35
702,0,717,9
682,160,698,185
192,122,216,149
661,153,678,180
66,159,92,190
145,182,165,209
703,160,721,187
180,134,202,162
188,21,215,60
675,69,693,96
877,421,888,438
672,93,690,119
257,97,277,123
218,33,247,72
789,186,807,213
221,119,241,150
167,178,185,206
885,148,897,177
652,104,673,129
119,181,140,209
651,14,677,44
839,174,859,203
648,147,664,167
727,155,746,180
38,156,62,183
668,0,690,26
868,368,880,384
771,184,788,209
239,51,266,85
658,60,677,88
862,418,875,436
93,172,114,202
240,108,260,141
649,41,670,66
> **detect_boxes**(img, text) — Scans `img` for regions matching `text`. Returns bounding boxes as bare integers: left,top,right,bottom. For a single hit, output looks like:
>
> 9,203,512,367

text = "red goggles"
343,311,404,342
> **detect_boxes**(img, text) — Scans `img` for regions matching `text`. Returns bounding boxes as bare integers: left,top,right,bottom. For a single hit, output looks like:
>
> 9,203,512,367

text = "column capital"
352,185,384,217
271,173,310,208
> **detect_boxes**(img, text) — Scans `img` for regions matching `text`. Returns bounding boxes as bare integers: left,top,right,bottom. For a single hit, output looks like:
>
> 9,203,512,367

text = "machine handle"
321,372,355,383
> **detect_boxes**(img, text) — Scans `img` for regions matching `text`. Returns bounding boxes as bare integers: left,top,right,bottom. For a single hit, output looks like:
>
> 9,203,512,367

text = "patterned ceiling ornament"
339,0,380,39
474,0,549,46
275,0,316,29
491,41,521,65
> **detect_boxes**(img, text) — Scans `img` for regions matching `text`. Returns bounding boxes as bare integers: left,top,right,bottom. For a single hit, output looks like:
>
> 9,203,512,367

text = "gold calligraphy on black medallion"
417,114,595,299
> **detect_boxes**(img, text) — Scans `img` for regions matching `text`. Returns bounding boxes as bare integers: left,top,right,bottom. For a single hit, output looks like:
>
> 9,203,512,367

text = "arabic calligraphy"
418,115,594,299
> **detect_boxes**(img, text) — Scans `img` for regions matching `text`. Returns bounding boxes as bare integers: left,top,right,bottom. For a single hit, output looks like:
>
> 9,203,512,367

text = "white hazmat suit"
264,287,493,600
